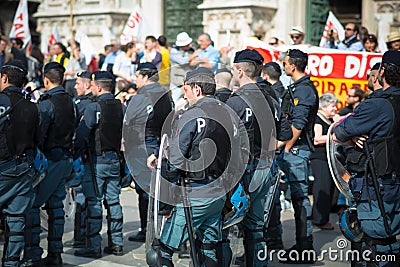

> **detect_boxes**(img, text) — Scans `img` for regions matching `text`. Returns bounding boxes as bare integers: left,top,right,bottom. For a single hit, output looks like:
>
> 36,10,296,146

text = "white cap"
290,26,305,35
175,32,193,47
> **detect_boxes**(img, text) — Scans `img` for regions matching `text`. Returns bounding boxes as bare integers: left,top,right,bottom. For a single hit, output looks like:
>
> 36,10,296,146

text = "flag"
75,29,97,66
120,5,154,44
9,0,31,48
48,25,61,47
102,27,115,47
319,11,345,47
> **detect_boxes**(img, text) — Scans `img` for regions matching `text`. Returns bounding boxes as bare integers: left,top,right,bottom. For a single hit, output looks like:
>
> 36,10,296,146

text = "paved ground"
0,188,375,266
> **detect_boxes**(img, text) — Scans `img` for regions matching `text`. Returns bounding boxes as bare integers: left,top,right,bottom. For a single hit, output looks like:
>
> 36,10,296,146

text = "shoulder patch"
293,97,299,106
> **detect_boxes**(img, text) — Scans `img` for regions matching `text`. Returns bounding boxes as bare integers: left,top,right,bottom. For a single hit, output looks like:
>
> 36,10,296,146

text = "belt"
97,151,119,159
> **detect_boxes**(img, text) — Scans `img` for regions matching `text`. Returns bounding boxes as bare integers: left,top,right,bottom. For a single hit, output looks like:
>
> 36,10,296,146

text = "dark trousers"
136,187,149,230
310,158,335,225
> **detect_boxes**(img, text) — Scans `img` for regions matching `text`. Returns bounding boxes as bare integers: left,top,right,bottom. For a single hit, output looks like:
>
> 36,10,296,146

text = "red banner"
245,38,383,109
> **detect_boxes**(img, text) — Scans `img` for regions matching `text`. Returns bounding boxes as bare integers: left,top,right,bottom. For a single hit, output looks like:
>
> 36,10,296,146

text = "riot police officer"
333,50,400,267
64,71,93,249
147,67,238,267
0,60,38,267
74,71,94,120
74,71,124,258
24,62,75,266
224,49,291,266
277,49,318,263
128,62,174,242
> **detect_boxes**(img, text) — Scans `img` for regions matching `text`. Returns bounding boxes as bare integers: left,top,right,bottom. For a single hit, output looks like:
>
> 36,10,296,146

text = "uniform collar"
43,85,65,96
291,75,310,88
96,92,114,100
2,86,22,94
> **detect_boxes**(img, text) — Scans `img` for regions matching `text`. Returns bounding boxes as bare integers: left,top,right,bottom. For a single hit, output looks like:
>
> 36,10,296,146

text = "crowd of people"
0,18,400,267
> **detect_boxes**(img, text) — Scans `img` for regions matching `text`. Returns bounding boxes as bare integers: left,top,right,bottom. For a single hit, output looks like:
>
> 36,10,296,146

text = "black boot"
74,248,102,259
63,237,85,248
104,245,123,256
279,199,315,264
42,253,63,267
177,242,190,259
128,228,146,242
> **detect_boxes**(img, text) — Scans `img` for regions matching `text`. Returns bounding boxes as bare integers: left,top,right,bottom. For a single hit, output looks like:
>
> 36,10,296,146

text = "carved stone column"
198,0,278,49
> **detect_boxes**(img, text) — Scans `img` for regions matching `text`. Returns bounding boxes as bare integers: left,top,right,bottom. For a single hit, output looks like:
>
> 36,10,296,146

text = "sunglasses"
291,35,302,40
269,42,277,45
345,28,354,31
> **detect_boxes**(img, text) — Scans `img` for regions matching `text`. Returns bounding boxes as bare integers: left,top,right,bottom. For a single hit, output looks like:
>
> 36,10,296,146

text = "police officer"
333,50,400,266
214,68,233,103
74,71,124,258
24,62,75,266
64,71,93,249
0,60,38,267
224,49,292,266
147,67,236,267
127,62,174,242
277,49,318,263
74,71,94,120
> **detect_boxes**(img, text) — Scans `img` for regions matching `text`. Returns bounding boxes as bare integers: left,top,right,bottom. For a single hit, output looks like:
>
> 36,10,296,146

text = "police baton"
87,150,100,197
180,177,200,267
363,141,392,236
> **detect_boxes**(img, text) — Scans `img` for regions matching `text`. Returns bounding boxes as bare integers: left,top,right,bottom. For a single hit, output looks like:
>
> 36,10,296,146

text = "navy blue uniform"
26,85,75,263
277,75,318,250
74,92,124,256
125,82,173,241
225,82,292,266
333,86,400,265
0,86,38,267
158,96,235,266
75,92,93,121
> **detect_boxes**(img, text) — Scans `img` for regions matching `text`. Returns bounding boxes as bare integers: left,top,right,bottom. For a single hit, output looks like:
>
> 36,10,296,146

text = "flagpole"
69,0,75,72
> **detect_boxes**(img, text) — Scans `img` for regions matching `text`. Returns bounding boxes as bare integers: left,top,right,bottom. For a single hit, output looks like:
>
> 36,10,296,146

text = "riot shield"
145,133,169,252
326,123,351,199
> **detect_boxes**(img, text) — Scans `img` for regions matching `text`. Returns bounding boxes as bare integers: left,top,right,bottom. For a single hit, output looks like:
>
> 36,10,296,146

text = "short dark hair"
54,42,67,53
237,62,262,79
146,35,157,43
138,69,159,82
350,86,365,101
262,65,281,80
0,65,26,88
186,75,216,95
14,38,24,48
94,80,113,92
288,57,308,73
158,35,167,47
44,70,64,85
382,62,400,87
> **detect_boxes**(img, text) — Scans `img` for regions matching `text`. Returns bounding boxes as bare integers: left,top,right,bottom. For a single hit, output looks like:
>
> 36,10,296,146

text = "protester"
311,92,338,230
325,23,363,51
363,34,380,53
290,26,306,45
386,31,400,51
157,35,170,90
189,33,220,71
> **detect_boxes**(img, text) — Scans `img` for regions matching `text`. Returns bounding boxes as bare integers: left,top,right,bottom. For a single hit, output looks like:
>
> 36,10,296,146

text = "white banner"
319,11,345,47
9,0,31,48
120,5,154,44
